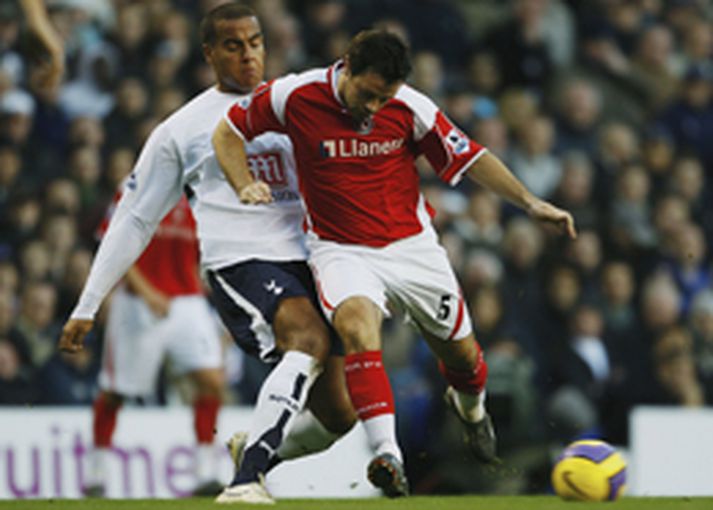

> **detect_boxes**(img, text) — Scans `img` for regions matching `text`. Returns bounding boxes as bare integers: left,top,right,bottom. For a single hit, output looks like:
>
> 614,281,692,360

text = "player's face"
340,69,402,122
204,16,265,94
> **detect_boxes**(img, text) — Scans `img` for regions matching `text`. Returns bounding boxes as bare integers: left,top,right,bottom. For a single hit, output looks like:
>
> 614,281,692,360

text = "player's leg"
388,231,497,463
165,296,225,495
209,261,333,503
332,297,408,497
85,390,123,496
232,294,328,484
84,288,169,496
266,353,356,470
309,240,408,497
420,330,497,463
187,367,224,495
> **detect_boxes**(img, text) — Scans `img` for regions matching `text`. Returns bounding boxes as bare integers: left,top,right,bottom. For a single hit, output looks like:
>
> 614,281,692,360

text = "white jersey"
71,87,305,320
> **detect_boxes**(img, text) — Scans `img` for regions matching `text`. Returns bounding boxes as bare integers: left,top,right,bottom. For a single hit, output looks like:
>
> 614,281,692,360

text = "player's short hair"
345,29,411,83
200,2,258,46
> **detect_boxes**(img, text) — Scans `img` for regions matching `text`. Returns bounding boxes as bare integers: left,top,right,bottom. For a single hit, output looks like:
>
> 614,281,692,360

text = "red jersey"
98,194,202,297
226,61,487,247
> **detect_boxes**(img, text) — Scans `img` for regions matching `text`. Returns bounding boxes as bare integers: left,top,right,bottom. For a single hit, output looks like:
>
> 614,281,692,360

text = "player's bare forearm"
467,152,536,211
20,0,64,88
212,119,272,204
126,266,170,316
467,152,577,239
58,318,94,353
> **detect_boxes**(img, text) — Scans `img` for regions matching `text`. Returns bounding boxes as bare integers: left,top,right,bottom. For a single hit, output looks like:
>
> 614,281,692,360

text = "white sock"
452,387,487,422
85,447,109,488
362,414,402,462
275,410,340,460
246,351,321,454
195,444,217,483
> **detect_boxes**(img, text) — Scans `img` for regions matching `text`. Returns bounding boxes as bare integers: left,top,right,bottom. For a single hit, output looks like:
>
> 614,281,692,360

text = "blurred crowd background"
1,0,713,495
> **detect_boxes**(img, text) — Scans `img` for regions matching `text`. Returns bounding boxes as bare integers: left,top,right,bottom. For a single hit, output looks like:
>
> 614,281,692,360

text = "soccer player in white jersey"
58,4,355,504
214,29,577,497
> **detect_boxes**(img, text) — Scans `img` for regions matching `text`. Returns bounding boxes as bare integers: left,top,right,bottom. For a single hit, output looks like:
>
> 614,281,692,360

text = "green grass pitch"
1,497,713,510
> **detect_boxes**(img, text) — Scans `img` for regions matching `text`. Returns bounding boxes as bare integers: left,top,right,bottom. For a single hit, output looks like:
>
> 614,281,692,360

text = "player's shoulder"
394,84,439,119
271,67,330,100
166,88,235,126
162,87,241,140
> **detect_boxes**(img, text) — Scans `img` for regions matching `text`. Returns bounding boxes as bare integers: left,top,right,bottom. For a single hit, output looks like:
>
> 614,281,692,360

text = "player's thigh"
307,238,389,320
208,260,327,362
99,288,168,396
165,295,223,377
306,355,356,434
272,295,331,363
388,236,473,343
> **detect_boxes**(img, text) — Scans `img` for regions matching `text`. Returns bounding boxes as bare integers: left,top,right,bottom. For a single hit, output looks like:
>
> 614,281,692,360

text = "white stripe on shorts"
213,273,276,360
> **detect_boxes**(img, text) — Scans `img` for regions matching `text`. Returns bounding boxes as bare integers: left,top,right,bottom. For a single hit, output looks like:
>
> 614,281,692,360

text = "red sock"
194,395,221,444
93,394,121,448
344,351,395,421
439,348,488,395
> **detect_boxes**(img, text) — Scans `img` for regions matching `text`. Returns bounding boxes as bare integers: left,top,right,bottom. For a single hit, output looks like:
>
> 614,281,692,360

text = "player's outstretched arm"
58,318,94,353
212,118,272,204
467,152,577,239
20,0,64,89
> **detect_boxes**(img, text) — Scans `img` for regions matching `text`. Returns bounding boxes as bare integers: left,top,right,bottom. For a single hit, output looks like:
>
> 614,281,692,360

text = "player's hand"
58,319,94,353
33,53,64,90
145,291,171,317
239,181,273,204
527,199,577,239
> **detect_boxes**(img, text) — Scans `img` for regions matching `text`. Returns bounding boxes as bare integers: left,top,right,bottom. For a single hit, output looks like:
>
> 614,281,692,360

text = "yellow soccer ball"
552,439,627,501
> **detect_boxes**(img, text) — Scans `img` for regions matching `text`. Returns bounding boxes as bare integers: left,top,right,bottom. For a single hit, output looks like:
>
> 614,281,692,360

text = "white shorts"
99,287,223,396
307,227,472,341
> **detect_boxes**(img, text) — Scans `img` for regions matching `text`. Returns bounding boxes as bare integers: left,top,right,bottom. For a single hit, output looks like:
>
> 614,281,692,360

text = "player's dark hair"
200,2,257,46
345,30,411,83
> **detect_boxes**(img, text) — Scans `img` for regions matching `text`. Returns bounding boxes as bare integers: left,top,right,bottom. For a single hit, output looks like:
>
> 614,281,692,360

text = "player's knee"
194,370,224,398
278,324,331,363
441,335,481,371
100,391,124,409
333,301,380,352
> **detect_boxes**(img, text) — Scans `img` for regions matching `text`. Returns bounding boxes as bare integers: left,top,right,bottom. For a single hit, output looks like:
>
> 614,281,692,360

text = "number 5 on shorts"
437,294,452,320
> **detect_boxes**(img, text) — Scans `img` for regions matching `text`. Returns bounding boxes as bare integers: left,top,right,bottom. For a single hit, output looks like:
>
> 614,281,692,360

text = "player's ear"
342,55,352,78
202,43,213,64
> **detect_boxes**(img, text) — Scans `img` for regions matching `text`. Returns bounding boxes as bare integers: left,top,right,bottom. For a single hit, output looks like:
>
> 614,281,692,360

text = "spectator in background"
641,126,676,195
608,164,657,258
650,326,706,407
508,114,562,200
630,24,679,113
483,0,554,90
658,222,711,315
552,151,600,231
659,64,713,172
652,193,691,260
499,218,546,344
690,290,713,401
16,280,59,368
552,77,603,157
599,261,638,339
563,229,604,301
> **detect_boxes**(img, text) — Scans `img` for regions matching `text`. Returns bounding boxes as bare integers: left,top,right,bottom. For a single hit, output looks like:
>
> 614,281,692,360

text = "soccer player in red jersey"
214,29,577,497
83,194,225,497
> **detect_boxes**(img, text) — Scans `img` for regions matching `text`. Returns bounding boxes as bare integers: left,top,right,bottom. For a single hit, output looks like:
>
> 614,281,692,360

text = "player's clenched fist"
239,180,273,204
58,319,94,353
